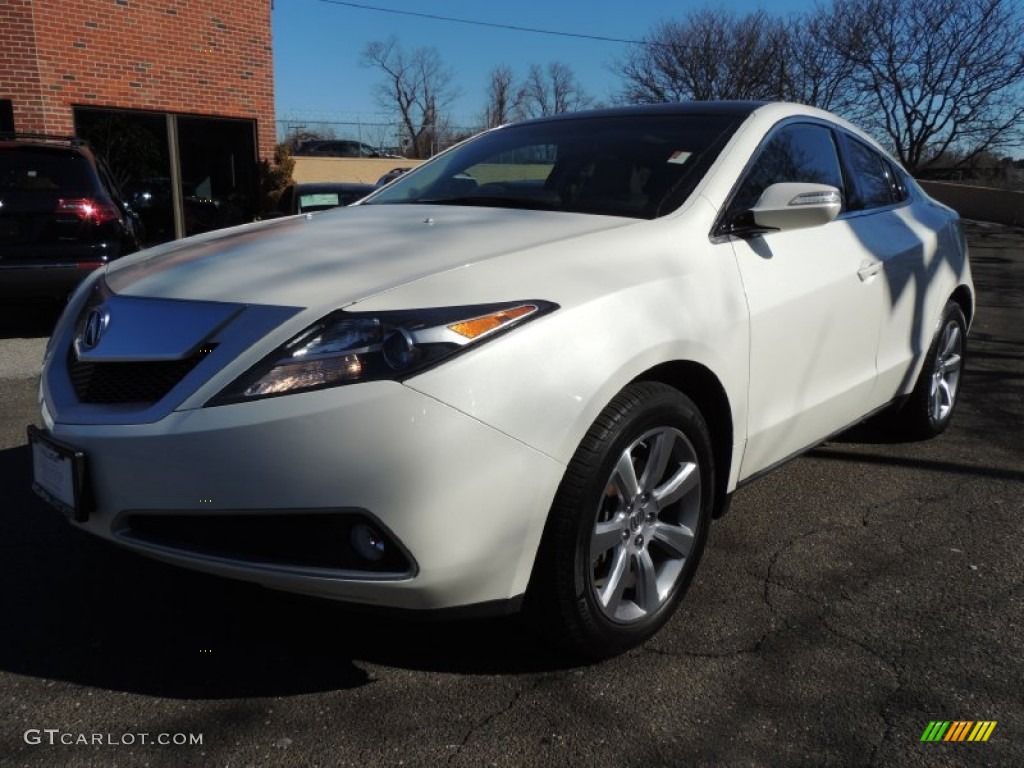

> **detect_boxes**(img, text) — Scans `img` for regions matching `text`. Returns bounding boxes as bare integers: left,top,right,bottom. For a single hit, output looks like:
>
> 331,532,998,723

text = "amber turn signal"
448,305,537,339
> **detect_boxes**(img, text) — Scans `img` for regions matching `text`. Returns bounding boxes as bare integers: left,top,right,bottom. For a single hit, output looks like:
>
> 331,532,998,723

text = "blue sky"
273,0,807,132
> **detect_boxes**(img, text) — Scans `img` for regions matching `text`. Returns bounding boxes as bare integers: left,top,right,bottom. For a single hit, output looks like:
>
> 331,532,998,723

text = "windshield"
365,113,741,219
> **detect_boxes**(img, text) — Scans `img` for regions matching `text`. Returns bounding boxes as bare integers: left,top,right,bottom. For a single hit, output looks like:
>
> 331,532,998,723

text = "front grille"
68,346,214,404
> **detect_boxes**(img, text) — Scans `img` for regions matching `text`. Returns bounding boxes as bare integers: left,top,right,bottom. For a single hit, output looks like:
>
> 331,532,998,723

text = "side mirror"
750,183,842,232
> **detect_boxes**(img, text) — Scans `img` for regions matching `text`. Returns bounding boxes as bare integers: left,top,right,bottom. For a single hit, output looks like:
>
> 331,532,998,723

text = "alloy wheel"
929,319,963,425
589,426,702,623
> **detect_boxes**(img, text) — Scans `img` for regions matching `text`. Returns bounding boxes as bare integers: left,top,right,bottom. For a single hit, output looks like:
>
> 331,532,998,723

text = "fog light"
351,522,386,562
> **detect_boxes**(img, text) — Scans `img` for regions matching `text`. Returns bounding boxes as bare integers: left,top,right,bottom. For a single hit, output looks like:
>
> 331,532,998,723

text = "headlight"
208,300,556,405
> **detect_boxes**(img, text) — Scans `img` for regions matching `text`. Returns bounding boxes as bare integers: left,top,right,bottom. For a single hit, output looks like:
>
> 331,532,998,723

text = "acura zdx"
30,102,972,657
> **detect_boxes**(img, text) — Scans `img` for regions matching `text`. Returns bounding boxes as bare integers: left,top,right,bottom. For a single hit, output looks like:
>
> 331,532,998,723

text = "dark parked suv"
0,133,142,300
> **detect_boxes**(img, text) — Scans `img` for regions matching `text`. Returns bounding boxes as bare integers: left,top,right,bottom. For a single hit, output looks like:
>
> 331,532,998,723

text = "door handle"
857,261,882,282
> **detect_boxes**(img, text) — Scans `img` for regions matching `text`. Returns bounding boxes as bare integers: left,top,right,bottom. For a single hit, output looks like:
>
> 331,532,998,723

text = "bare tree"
614,0,1024,171
817,0,1024,171
481,64,523,129
519,62,592,118
356,122,396,154
616,10,790,103
781,12,860,113
361,36,458,158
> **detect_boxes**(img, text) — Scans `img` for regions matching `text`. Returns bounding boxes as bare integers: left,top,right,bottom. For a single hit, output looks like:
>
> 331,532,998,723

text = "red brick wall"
0,0,276,160
0,1,46,131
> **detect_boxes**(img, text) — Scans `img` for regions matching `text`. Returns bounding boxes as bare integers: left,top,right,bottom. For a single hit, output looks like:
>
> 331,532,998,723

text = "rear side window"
730,123,845,212
887,161,910,203
842,137,902,211
0,147,96,198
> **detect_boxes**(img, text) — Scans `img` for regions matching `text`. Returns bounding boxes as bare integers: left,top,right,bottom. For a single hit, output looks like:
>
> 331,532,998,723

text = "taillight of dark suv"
55,198,122,223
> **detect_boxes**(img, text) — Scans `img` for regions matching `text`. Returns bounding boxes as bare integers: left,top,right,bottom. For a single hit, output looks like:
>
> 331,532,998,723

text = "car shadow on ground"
0,444,578,700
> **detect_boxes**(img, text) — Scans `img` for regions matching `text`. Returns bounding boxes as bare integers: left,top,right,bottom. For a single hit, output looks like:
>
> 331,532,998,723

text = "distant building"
0,0,275,242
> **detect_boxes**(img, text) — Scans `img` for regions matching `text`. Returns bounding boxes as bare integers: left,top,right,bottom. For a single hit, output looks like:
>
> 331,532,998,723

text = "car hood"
104,204,638,308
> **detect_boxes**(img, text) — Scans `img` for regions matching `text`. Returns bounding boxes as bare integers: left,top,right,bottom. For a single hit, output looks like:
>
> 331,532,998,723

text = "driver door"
725,122,884,478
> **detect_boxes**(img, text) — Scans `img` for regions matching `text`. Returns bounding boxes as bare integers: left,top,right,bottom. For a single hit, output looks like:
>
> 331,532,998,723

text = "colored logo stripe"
921,721,950,741
920,721,997,742
969,722,998,742
944,721,972,741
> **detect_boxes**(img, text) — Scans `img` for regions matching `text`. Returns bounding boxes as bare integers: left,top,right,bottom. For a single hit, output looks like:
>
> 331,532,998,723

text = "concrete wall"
291,157,423,185
919,181,1024,227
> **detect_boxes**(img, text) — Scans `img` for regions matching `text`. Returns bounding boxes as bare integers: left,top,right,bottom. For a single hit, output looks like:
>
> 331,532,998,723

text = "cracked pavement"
0,221,1021,766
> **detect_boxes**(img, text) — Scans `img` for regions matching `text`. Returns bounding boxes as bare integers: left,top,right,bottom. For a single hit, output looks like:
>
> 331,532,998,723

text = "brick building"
1,0,276,241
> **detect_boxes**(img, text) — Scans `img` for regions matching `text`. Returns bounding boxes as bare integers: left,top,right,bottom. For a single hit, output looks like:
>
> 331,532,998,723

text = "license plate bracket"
28,425,92,522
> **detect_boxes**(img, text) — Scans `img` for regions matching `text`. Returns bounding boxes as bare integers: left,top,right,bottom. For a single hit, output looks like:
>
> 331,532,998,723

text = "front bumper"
40,380,565,610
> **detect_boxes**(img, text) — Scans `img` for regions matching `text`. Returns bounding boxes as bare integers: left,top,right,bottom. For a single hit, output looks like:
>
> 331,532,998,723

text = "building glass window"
0,100,14,134
177,116,258,237
74,107,258,245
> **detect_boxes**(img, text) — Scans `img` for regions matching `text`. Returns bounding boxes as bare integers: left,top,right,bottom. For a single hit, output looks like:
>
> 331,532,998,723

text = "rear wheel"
897,301,966,439
527,382,714,658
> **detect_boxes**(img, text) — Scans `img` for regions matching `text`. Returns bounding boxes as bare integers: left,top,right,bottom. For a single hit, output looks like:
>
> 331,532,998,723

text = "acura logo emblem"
81,307,109,350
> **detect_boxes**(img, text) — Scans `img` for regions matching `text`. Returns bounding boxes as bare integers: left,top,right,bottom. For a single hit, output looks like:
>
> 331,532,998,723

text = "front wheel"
526,382,715,658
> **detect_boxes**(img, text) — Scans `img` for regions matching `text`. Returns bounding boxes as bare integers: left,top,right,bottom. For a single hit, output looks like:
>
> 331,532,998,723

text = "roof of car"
505,101,881,154
0,135,99,166
0,141,88,154
516,101,769,126
0,132,90,148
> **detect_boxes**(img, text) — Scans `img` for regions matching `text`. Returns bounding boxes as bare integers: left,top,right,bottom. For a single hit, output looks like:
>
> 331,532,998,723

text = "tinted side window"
731,124,845,212
844,137,896,211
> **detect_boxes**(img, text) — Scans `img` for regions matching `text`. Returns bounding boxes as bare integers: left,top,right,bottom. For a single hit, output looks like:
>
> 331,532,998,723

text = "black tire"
896,301,967,439
526,382,715,658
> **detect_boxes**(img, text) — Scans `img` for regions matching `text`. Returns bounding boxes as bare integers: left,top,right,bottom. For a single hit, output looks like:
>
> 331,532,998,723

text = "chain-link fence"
276,116,480,158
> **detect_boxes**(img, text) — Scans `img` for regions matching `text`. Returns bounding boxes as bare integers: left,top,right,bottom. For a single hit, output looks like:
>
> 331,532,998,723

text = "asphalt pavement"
0,221,1020,767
